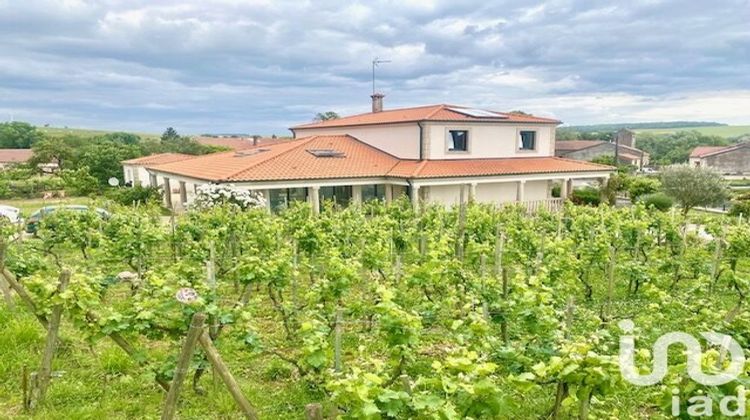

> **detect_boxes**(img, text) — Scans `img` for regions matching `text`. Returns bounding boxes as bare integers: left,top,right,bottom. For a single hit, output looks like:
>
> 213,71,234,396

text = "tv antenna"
372,57,391,95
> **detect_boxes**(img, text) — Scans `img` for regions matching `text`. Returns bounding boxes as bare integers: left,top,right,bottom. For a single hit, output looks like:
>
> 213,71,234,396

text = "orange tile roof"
390,157,611,179
291,104,560,129
122,153,195,166
0,149,33,163
689,144,749,158
147,135,611,182
555,140,604,152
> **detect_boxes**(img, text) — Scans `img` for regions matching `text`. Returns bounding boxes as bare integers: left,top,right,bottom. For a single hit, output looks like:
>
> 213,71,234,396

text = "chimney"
252,135,261,146
371,93,385,113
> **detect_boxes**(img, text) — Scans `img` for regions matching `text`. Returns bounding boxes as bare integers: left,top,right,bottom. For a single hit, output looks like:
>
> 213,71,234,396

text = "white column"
560,178,570,199
352,185,362,205
179,181,187,208
385,184,393,204
149,174,158,188
263,189,272,212
469,183,478,203
309,186,320,214
516,180,526,202
411,185,420,210
163,177,172,208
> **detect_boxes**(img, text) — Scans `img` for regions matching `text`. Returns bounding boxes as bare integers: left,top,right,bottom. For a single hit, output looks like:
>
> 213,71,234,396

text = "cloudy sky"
0,0,748,135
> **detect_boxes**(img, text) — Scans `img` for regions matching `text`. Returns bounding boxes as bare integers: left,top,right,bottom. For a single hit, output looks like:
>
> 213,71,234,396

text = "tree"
628,177,661,203
30,135,83,169
77,140,141,186
314,111,340,121
0,121,43,148
161,127,179,142
101,132,141,145
660,165,728,215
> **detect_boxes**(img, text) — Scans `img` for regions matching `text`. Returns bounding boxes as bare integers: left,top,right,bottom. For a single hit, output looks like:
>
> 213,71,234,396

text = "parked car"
0,205,21,224
25,205,111,234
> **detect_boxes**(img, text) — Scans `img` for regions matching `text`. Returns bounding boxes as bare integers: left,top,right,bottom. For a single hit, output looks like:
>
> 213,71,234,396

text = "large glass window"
320,186,352,208
361,184,385,202
519,131,536,150
269,187,308,211
447,130,468,152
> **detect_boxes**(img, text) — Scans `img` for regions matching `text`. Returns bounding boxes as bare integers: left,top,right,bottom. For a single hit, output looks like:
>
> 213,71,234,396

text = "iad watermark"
618,320,746,417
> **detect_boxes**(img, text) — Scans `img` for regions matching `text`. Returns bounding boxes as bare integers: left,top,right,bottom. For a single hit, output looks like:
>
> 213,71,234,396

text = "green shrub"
640,192,674,211
728,200,750,217
628,177,661,203
107,185,162,206
551,183,561,198
570,187,601,206
61,167,99,196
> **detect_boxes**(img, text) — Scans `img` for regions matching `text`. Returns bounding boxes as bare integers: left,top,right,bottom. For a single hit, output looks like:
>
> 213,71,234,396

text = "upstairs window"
519,131,536,150
447,130,468,152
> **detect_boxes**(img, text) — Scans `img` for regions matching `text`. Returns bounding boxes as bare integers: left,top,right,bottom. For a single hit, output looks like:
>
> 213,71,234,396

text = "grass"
633,125,750,138
0,197,92,218
38,127,159,140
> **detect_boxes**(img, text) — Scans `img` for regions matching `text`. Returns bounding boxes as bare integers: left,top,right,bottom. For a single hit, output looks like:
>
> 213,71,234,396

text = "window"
320,186,352,208
447,130,468,152
519,131,536,150
362,184,385,202
269,188,308,211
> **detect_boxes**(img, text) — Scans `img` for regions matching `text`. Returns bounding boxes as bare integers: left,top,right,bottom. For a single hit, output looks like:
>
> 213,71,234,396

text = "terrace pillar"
385,184,393,204
516,180,526,202
469,183,477,203
163,177,173,208
411,185,420,210
179,181,188,208
560,178,571,199
309,186,320,214
263,189,271,212
352,185,362,205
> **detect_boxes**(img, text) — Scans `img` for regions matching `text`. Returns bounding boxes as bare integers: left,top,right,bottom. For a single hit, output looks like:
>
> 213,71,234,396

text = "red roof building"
135,99,614,211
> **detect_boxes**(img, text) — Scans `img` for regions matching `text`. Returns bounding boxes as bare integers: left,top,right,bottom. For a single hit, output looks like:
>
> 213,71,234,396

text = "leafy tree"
60,167,99,196
314,111,340,121
101,132,141,145
637,131,731,165
639,192,673,211
29,135,83,169
660,164,728,215
77,140,140,186
0,121,43,148
161,127,179,142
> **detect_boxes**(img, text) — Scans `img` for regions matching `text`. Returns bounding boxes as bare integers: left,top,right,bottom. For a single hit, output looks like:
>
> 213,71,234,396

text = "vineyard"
1,198,749,419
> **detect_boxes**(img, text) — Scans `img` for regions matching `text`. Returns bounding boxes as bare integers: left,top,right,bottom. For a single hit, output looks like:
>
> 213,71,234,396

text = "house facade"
555,140,650,168
122,153,194,187
137,99,613,211
689,143,750,174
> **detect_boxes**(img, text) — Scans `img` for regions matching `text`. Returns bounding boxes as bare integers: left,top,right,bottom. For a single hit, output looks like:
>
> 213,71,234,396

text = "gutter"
418,122,424,160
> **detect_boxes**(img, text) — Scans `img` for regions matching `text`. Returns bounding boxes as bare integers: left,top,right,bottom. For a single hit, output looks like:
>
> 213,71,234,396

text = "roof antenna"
372,57,391,95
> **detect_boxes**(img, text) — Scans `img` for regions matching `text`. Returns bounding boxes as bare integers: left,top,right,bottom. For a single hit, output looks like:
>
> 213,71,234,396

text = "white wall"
425,122,555,160
427,180,550,207
426,185,463,206
293,123,420,158
123,165,153,186
474,182,518,205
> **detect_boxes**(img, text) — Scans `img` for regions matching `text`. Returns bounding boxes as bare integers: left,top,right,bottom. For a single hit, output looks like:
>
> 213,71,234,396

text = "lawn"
633,125,750,137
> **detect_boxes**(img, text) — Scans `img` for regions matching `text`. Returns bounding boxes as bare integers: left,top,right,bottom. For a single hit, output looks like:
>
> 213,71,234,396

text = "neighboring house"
121,153,195,186
140,97,613,211
555,140,650,168
0,149,33,169
689,143,750,174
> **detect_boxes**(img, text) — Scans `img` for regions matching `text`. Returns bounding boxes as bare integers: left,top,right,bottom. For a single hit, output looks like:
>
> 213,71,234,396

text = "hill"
562,121,725,133
38,126,160,139
633,125,750,138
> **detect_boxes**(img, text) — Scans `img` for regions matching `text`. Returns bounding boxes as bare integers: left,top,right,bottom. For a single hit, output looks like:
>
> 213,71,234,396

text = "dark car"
25,205,111,234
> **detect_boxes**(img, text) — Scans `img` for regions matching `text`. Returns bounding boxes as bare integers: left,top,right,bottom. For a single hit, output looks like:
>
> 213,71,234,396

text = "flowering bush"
191,183,266,210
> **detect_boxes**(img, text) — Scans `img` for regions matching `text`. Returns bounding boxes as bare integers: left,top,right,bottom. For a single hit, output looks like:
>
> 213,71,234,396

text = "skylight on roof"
307,149,346,158
448,107,508,119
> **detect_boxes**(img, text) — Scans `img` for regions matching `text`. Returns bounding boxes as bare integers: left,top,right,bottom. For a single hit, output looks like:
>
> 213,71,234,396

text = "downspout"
418,122,424,160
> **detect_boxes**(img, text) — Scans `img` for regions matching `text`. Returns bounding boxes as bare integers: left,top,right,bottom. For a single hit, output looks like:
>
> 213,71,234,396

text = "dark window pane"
519,131,536,150
448,130,468,151
362,184,385,202
320,186,352,208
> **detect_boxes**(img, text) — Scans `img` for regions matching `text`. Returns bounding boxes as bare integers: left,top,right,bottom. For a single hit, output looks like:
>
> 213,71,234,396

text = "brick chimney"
252,135,261,146
371,93,385,113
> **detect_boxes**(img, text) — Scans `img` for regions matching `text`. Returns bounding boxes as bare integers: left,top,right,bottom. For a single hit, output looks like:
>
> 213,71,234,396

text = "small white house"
122,153,194,186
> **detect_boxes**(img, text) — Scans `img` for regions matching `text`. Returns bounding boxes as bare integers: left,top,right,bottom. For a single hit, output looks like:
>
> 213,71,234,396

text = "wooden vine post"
305,403,324,420
161,312,206,420
198,331,259,419
0,241,15,310
30,269,71,409
455,186,467,260
334,308,343,373
495,228,508,344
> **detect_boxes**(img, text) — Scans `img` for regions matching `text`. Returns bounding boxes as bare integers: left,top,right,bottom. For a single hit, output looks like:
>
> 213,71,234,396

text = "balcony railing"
522,198,565,213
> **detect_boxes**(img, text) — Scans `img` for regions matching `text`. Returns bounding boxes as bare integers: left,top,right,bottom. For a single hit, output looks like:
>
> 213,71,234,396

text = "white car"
0,205,21,224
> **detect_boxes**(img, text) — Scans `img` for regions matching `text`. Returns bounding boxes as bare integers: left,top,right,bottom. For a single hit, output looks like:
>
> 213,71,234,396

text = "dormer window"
447,130,468,152
519,131,536,150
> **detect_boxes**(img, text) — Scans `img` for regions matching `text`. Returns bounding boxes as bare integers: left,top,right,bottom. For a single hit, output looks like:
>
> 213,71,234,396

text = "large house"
689,143,750,175
136,97,613,211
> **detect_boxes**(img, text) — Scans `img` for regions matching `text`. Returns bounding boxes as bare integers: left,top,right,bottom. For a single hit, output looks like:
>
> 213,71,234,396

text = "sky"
0,0,749,135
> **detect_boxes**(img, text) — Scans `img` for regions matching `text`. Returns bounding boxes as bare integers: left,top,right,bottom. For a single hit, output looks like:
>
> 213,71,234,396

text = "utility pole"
372,57,391,94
